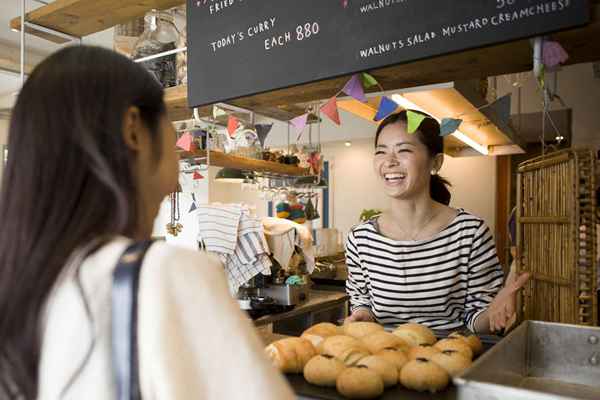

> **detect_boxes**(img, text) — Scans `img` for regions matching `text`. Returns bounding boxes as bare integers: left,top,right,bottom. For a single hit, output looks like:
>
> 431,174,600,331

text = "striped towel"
197,204,243,254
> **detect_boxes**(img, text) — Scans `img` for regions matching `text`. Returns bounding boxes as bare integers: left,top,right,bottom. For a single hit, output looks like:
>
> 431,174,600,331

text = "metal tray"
454,321,600,400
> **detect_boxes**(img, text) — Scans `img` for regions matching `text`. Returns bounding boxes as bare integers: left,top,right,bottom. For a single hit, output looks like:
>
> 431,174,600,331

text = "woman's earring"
431,169,438,175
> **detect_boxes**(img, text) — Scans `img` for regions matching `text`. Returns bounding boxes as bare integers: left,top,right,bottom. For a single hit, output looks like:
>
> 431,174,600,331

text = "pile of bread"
265,321,482,399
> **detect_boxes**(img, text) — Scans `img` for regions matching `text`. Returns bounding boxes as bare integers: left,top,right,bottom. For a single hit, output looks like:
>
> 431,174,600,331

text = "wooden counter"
253,290,348,328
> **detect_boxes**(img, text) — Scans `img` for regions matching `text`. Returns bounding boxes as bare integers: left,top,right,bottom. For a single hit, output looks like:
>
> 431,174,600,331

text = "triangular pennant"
482,94,511,127
227,116,239,137
189,202,198,213
255,123,274,148
406,110,427,134
373,96,398,121
361,72,378,89
192,129,206,138
543,41,569,69
176,132,194,152
193,171,204,180
191,193,196,202
321,96,341,125
342,0,348,7
342,74,367,103
440,118,463,137
212,105,227,119
290,113,309,139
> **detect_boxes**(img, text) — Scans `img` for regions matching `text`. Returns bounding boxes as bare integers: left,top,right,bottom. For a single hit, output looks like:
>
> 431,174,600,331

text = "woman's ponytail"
430,174,452,205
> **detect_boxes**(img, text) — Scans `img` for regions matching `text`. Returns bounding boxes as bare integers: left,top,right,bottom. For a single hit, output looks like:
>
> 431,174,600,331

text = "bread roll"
400,358,449,393
361,331,410,354
356,355,398,388
265,337,316,374
376,348,409,373
392,323,437,346
407,344,441,360
343,322,384,339
336,367,384,399
434,338,473,360
303,354,346,387
449,332,484,356
301,322,341,348
337,347,370,367
431,350,472,378
319,335,369,357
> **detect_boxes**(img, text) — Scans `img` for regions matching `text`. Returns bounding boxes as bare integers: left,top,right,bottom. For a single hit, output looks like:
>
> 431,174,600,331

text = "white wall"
497,63,600,148
0,119,8,184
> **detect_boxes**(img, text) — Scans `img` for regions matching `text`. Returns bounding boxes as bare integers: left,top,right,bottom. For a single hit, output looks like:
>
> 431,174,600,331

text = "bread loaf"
407,344,441,360
303,354,346,387
342,322,384,339
431,350,472,378
434,338,473,360
392,323,437,347
400,358,449,393
265,337,316,374
448,332,483,356
318,335,369,357
336,367,384,399
376,348,409,373
301,322,341,348
356,355,398,388
361,331,410,354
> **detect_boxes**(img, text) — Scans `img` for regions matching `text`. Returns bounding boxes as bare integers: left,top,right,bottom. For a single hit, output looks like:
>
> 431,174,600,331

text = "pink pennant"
290,113,309,139
227,116,239,137
342,0,348,7
342,74,367,103
543,41,569,69
193,171,204,180
176,132,194,152
321,96,341,126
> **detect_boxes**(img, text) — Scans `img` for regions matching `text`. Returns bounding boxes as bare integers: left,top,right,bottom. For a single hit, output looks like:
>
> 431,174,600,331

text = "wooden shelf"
181,150,310,177
10,0,185,43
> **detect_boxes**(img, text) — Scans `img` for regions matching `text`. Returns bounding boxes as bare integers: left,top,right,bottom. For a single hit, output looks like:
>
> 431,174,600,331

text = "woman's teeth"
384,173,406,182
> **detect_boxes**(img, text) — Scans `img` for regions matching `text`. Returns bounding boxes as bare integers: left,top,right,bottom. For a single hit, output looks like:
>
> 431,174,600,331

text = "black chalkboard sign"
187,0,589,108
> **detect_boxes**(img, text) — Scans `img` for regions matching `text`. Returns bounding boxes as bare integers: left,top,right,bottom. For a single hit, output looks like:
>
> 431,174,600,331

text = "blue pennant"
189,202,197,213
374,96,398,122
440,118,463,137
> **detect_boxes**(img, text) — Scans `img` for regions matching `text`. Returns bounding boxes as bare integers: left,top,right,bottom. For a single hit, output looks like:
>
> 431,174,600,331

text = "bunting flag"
189,202,198,213
176,132,194,152
342,0,348,7
290,113,309,139
192,129,206,138
407,110,427,134
227,116,239,137
342,74,367,103
321,96,341,125
543,41,569,69
191,193,196,202
361,72,379,89
255,123,274,148
212,105,227,119
374,96,398,121
482,94,511,127
440,118,463,137
193,171,204,180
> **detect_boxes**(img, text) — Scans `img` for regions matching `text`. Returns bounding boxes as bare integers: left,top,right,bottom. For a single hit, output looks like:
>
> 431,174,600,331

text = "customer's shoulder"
145,241,223,278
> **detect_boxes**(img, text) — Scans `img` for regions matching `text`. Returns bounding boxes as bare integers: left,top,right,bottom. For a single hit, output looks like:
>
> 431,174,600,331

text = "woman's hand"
487,272,530,332
345,308,375,323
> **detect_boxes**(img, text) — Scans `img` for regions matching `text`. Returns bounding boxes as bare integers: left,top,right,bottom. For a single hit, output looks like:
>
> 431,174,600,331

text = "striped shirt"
345,210,504,332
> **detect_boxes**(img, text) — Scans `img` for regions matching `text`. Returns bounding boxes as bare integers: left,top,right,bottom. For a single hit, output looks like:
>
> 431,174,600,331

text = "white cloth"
197,204,243,254
263,217,316,273
38,238,294,400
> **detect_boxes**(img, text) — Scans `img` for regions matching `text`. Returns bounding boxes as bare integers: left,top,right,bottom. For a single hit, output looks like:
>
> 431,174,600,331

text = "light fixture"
215,168,246,183
390,94,489,155
344,141,352,147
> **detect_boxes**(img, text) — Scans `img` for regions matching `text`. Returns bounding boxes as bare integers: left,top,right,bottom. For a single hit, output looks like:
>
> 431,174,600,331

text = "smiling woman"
344,111,529,334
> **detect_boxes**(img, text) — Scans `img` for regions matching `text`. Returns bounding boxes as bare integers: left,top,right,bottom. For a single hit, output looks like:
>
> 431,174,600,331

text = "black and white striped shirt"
345,210,504,332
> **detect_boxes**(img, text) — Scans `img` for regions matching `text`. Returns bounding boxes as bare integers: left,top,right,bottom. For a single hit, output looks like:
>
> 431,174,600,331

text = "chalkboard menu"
187,0,589,108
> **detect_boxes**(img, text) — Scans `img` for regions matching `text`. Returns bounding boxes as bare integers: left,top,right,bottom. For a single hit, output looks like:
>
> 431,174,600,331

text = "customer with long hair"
0,46,294,400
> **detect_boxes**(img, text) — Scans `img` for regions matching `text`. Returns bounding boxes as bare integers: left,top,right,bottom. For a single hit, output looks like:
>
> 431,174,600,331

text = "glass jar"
132,10,180,88
172,5,188,85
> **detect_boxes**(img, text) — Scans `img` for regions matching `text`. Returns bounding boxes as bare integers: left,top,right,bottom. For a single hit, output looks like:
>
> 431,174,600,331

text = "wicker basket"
516,149,597,326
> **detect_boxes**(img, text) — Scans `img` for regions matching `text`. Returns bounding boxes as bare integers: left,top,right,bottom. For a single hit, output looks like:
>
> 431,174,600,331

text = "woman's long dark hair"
0,45,165,398
375,111,452,205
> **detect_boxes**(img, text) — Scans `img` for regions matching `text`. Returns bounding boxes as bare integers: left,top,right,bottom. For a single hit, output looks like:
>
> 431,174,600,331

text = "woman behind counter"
345,111,529,333
0,46,294,400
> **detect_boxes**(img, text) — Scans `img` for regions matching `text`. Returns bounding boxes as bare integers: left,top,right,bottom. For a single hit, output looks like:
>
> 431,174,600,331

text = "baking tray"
454,321,600,400
289,331,501,400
